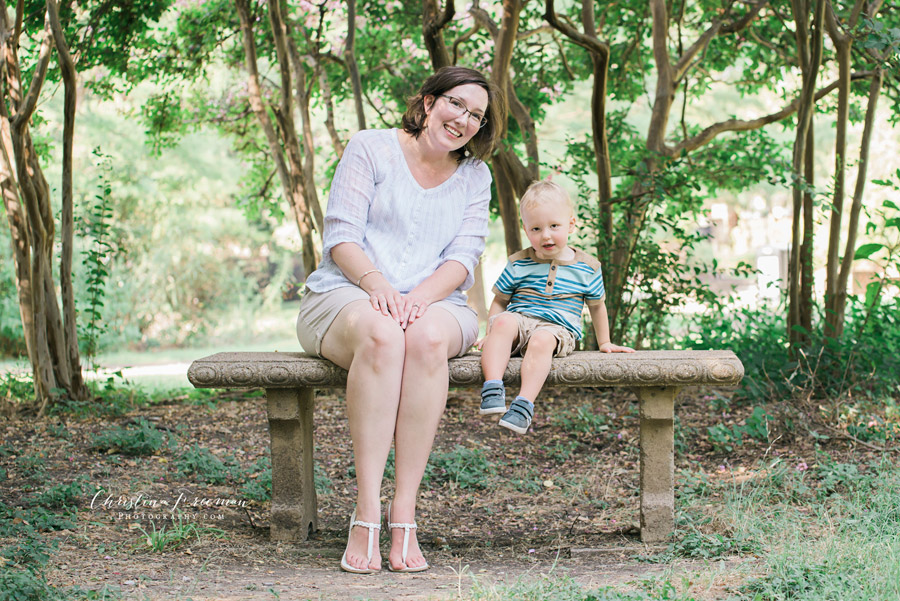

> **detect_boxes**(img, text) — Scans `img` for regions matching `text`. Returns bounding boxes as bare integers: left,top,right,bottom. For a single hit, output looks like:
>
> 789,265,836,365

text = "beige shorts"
489,311,577,358
296,286,479,358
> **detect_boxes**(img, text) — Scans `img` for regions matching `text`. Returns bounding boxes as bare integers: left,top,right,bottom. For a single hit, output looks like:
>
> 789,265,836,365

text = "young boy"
476,180,634,434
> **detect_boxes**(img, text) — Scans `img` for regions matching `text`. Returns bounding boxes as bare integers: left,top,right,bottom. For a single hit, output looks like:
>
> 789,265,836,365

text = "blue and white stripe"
493,248,605,339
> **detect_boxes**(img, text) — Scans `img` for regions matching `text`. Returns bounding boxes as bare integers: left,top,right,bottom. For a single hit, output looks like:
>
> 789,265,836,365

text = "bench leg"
265,388,318,541
637,386,678,543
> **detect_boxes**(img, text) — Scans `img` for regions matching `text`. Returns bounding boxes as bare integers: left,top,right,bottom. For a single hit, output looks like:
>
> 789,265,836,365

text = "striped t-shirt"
492,247,606,339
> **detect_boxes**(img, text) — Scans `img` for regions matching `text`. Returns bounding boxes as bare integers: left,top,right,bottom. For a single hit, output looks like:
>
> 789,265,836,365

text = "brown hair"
401,66,504,163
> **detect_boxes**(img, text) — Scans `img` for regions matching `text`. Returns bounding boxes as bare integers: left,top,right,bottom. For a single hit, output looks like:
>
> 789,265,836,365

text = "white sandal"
340,509,381,574
386,502,429,573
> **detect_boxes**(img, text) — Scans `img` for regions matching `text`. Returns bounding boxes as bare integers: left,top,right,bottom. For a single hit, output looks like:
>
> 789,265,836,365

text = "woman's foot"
386,502,429,572
340,510,382,573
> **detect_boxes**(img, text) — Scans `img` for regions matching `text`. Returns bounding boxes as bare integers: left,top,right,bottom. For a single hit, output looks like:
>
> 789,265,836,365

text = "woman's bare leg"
387,307,462,570
320,300,405,571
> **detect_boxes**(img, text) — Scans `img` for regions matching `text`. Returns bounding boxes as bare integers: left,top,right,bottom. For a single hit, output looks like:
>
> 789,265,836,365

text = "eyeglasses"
438,94,488,129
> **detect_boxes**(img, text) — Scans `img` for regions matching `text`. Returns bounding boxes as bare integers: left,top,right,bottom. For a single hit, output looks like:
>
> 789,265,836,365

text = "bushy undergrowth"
685,295,900,405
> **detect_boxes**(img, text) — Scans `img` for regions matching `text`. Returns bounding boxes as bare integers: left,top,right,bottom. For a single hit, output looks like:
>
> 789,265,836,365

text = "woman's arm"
330,242,405,322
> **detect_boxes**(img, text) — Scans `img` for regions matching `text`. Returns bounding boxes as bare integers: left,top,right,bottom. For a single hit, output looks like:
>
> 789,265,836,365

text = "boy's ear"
568,214,577,232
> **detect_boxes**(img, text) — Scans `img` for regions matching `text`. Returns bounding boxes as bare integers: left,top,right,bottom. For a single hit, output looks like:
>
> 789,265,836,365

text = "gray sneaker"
479,382,506,415
498,397,534,434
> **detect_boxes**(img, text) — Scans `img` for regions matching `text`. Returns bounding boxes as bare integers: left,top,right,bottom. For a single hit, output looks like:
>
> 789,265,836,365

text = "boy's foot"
480,380,506,415
499,397,534,434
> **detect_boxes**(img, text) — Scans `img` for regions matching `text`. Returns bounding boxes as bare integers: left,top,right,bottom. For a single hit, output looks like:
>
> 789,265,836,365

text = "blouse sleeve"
440,163,492,291
321,134,377,259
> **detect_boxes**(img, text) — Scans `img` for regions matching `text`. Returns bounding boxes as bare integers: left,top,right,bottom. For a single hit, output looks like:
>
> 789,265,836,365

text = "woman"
296,66,503,573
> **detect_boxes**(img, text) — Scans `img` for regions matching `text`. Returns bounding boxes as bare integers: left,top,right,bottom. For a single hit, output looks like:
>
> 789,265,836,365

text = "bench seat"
188,350,743,543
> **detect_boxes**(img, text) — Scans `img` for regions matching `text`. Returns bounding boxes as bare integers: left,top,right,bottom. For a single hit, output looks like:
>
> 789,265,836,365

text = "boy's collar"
525,246,580,265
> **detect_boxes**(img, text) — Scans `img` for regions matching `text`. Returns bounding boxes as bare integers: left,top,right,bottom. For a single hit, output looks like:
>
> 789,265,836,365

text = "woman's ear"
423,94,435,113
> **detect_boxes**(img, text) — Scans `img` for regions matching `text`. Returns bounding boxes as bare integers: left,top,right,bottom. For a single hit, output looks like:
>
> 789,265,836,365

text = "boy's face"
520,198,576,260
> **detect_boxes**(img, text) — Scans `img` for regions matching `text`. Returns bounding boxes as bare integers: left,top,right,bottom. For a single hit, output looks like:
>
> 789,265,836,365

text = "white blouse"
304,128,493,306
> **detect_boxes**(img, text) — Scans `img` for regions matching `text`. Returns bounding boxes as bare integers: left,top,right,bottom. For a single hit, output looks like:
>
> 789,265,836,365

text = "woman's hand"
399,293,429,329
368,284,406,323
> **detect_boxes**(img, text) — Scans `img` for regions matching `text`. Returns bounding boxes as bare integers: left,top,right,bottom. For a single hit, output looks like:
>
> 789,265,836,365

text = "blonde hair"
519,180,574,216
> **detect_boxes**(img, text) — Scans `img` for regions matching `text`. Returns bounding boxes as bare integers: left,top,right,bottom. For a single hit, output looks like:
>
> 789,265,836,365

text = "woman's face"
422,83,489,153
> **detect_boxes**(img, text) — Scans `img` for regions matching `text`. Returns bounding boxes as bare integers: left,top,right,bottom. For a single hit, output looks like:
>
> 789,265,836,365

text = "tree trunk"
799,125,815,340
344,0,367,131
0,2,88,411
236,0,318,276
823,0,881,339
47,0,87,407
423,0,454,70
787,0,825,349
286,21,324,234
830,69,883,337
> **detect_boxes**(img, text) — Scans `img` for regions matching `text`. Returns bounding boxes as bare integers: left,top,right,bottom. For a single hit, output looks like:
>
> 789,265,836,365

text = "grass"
134,515,226,553
461,454,900,601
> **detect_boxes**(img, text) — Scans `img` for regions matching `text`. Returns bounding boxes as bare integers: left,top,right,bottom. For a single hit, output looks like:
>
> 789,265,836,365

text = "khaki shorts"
296,286,479,358
489,311,577,358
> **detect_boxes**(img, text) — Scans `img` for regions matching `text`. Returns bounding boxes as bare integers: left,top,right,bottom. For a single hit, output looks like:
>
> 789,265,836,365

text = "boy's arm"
473,295,510,350
587,300,635,353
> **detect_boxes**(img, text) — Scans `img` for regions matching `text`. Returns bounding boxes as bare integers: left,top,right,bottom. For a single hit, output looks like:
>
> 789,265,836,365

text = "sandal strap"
351,519,381,562
388,521,417,530
351,520,381,530
389,521,417,563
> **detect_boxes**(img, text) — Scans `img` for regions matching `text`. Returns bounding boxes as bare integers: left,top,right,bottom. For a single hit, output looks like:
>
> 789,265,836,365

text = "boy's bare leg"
480,313,519,380
518,330,557,401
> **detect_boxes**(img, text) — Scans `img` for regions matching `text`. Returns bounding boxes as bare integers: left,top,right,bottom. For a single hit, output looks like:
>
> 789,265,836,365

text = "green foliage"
28,478,90,511
686,294,900,405
706,407,773,453
0,216,25,357
49,376,153,418
238,456,273,502
469,574,701,601
550,404,611,435
134,515,225,553
566,124,779,345
175,445,242,484
736,459,900,600
91,419,173,456
426,446,495,490
78,148,116,363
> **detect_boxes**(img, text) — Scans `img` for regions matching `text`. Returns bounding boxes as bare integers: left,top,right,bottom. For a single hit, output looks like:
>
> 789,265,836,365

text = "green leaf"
854,243,884,260
884,200,899,210
865,281,881,310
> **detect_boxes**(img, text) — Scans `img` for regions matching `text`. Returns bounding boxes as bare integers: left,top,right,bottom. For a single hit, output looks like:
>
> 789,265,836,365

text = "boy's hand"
472,337,486,351
598,342,635,353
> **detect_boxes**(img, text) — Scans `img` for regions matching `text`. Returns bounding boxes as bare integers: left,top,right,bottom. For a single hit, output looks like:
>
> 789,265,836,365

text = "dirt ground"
2,385,827,600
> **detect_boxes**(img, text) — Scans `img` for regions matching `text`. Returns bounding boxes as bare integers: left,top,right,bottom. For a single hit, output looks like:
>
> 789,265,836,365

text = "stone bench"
187,350,743,543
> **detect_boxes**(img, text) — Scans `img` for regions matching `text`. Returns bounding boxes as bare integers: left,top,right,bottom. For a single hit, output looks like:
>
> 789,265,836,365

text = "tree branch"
12,18,52,131
670,72,874,155
469,5,499,39
452,21,480,64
